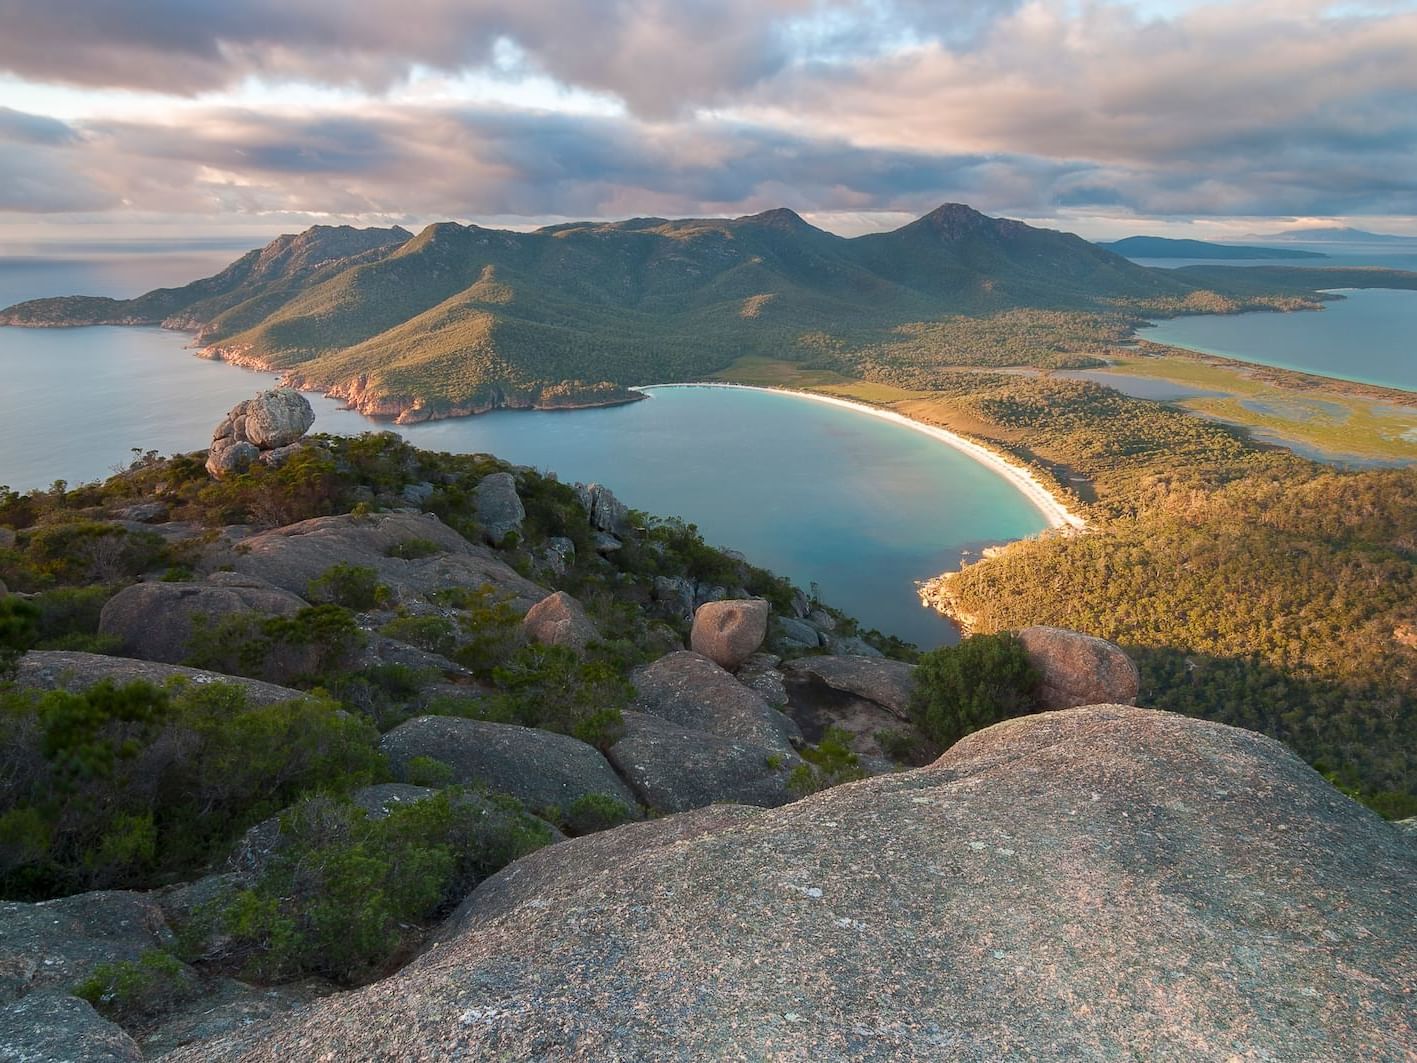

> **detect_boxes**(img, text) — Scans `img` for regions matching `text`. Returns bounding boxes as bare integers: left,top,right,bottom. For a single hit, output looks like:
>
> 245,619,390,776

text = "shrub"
306,563,390,611
788,727,867,797
212,790,552,984
186,605,366,685
0,596,39,676
0,680,383,899
487,644,630,748
384,538,442,560
379,614,459,657
74,949,199,1027
16,522,167,588
909,632,1040,750
403,755,454,788
558,793,637,835
436,585,522,674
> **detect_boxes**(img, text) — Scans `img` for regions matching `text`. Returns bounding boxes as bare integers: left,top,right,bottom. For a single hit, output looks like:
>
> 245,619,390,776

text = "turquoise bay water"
1139,288,1417,391
0,328,1050,646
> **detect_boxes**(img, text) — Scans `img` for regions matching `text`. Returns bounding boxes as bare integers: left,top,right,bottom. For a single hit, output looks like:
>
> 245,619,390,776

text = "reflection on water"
0,330,1050,646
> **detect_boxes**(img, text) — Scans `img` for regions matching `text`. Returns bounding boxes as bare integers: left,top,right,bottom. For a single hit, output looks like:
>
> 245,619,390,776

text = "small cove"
0,326,1053,646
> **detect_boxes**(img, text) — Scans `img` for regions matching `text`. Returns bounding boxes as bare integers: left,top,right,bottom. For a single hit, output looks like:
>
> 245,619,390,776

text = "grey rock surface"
1,890,173,998
205,439,260,479
98,579,307,664
472,472,525,544
380,715,637,814
12,651,312,707
735,652,788,707
216,511,548,613
1017,625,1140,710
606,711,802,813
633,651,801,756
0,991,141,1062
164,706,1417,1062
573,482,629,535
776,614,822,647
141,978,335,1059
783,654,916,719
690,598,769,670
240,388,316,448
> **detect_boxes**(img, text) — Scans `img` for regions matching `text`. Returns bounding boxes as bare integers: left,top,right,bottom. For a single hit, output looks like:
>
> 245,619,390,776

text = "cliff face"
171,704,1416,1062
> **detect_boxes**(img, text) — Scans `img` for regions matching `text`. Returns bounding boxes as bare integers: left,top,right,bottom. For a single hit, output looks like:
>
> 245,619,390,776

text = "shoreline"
635,382,1086,532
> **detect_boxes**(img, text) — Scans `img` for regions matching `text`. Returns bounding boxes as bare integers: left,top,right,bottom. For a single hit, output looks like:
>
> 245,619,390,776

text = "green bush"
486,644,630,748
212,790,552,984
379,614,459,657
186,604,366,685
306,563,390,611
403,755,454,787
909,632,1040,750
436,585,522,674
788,727,867,797
0,680,383,899
558,793,637,835
0,596,39,676
74,949,199,1027
384,538,442,560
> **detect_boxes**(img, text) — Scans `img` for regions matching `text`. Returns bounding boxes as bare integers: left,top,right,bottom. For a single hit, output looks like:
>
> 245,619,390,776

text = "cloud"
0,1,1017,116
0,1,1413,224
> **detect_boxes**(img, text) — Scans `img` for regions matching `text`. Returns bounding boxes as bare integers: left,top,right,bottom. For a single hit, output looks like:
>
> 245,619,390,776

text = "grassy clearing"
1088,353,1417,463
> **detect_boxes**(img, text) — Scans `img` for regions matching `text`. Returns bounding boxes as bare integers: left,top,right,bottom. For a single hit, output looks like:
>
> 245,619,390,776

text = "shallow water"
1139,289,1417,391
0,330,1051,646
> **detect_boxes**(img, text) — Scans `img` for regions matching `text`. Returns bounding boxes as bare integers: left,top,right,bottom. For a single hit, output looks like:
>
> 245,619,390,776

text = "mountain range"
0,204,1402,421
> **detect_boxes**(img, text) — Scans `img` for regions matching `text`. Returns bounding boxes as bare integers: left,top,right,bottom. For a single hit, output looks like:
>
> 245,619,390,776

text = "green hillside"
2,205,1407,419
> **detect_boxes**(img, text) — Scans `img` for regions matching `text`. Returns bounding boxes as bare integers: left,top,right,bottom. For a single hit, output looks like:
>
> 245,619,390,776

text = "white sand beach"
638,383,1086,531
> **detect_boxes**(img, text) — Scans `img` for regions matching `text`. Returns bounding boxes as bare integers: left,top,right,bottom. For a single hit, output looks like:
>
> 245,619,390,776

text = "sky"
1,0,1415,244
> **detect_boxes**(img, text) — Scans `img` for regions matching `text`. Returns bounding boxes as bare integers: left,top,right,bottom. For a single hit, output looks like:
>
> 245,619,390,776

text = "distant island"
1096,235,1328,260
1247,225,1416,244
11,203,1414,425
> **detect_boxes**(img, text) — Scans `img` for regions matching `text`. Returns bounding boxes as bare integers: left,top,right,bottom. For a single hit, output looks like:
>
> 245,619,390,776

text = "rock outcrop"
521,591,598,654
165,706,1417,1061
379,715,638,814
12,651,313,707
98,577,307,663
206,389,315,478
632,651,801,756
1017,625,1140,709
573,482,629,535
782,654,915,719
690,598,769,670
472,472,525,545
1,890,177,1061
607,711,802,813
214,511,548,614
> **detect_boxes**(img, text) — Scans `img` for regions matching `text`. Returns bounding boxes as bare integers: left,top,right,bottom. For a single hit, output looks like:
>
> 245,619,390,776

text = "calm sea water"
1139,288,1417,391
0,324,1049,646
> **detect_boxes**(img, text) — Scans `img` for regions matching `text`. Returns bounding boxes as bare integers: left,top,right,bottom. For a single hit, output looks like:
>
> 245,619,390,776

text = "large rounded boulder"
98,577,307,664
1016,626,1140,709
162,705,1416,1061
521,591,598,654
206,388,315,478
690,598,769,671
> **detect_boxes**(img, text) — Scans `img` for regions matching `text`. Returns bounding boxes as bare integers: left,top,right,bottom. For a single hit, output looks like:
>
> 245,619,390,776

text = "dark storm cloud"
0,1,1016,116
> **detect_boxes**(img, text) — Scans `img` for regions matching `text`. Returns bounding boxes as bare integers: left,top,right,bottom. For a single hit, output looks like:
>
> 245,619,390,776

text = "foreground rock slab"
168,706,1416,1062
99,578,307,664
